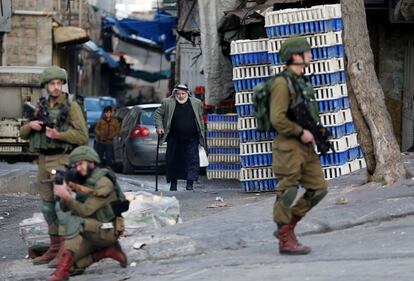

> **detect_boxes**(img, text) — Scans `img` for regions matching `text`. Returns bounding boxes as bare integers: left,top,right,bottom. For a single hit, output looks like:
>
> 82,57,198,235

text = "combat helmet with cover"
40,65,67,87
69,146,101,164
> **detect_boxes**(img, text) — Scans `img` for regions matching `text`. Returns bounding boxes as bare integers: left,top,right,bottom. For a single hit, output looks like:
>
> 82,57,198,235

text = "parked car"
84,97,103,134
99,96,117,109
113,104,166,173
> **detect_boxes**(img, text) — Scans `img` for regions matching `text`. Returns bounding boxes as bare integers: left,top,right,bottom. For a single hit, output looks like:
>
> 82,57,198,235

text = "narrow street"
1,156,414,280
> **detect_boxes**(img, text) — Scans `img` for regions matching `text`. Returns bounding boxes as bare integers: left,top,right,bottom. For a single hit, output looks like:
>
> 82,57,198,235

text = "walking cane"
155,133,162,192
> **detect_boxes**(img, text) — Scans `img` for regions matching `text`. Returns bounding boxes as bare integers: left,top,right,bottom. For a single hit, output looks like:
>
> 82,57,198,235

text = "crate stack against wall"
265,4,366,180
206,114,241,180
231,39,278,192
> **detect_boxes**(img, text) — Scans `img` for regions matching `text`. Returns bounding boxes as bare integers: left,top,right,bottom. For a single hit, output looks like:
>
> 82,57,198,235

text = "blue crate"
238,129,277,143
345,122,355,135
342,97,350,109
269,45,344,66
207,114,238,123
319,150,349,167
241,179,277,192
348,146,360,161
208,147,240,155
231,52,269,67
307,71,346,87
358,146,364,158
236,104,254,117
208,163,242,170
233,77,270,92
207,131,239,139
240,153,273,168
266,19,343,38
326,123,346,139
317,98,342,113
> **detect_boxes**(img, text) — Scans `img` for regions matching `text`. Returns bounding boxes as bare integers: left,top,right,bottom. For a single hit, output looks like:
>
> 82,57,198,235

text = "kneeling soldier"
47,146,128,281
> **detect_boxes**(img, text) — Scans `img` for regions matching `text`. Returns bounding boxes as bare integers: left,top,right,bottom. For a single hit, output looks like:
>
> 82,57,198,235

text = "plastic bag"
199,145,209,167
123,192,181,235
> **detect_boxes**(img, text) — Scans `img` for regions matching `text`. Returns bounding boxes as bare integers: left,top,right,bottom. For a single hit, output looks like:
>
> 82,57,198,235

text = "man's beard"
176,95,189,104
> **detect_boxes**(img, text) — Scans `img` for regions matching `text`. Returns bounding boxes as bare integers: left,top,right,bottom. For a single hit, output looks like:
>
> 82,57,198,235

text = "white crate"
265,4,342,27
235,92,253,105
270,58,344,76
240,166,276,181
207,138,240,147
233,65,270,80
314,84,348,101
237,117,257,131
207,122,238,131
230,39,269,55
208,154,240,163
349,157,366,172
207,170,240,180
320,109,353,127
329,133,359,152
240,141,273,156
268,31,342,53
323,162,351,180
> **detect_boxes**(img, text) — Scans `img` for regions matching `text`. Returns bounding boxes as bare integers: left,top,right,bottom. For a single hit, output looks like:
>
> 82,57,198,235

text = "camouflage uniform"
20,66,88,265
47,146,127,281
270,38,327,255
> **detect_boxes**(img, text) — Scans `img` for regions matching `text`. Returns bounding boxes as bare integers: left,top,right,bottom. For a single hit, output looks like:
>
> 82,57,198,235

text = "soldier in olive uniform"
20,66,88,265
47,146,127,281
270,38,328,255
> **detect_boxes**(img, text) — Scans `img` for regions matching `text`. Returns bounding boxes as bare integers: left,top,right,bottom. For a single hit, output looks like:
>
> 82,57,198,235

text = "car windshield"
138,108,156,125
100,99,114,107
85,99,101,111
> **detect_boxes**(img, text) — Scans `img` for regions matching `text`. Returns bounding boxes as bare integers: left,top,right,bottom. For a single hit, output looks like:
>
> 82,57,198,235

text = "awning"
83,41,119,68
127,69,170,83
103,9,177,60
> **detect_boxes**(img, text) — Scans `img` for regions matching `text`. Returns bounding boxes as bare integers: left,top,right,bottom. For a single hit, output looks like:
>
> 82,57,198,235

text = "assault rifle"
286,78,334,156
291,99,333,155
24,101,55,129
41,167,129,216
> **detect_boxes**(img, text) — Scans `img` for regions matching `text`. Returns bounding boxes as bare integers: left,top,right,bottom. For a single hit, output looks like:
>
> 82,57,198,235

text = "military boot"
92,242,127,268
290,215,303,245
170,180,177,191
47,250,73,281
48,238,65,268
278,224,311,255
33,235,63,265
185,180,194,191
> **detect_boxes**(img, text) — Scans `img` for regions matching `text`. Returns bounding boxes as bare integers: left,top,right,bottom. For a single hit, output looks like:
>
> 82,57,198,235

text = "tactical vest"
29,93,73,153
280,70,319,123
76,168,126,223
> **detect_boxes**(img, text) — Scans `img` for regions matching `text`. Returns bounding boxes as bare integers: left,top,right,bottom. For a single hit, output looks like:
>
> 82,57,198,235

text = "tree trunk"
340,0,406,185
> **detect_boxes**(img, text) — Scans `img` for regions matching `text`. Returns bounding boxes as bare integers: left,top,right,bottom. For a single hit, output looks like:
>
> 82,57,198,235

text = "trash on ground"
335,197,349,205
19,213,49,248
123,191,181,235
133,242,147,249
208,197,232,208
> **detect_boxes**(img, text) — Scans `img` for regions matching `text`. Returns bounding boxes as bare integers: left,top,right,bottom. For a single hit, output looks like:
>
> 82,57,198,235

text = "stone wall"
2,15,53,66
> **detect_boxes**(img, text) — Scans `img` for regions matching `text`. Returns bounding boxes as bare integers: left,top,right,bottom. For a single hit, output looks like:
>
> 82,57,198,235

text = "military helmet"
69,146,101,164
279,37,311,63
41,65,67,86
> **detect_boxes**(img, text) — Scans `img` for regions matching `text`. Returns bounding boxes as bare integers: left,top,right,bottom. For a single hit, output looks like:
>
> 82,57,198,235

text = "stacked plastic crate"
231,39,278,192
265,4,366,180
206,114,241,180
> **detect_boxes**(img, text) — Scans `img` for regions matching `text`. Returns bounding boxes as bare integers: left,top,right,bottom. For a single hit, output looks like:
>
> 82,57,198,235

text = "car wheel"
122,148,135,174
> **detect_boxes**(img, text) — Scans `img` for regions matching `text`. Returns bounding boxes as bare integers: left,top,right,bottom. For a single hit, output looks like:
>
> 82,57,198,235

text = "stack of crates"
228,4,367,192
265,4,366,180
206,114,241,179
231,39,278,192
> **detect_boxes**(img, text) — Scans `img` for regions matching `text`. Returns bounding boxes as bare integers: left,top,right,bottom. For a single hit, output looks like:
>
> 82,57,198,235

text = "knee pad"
305,188,327,208
279,186,298,208
41,201,57,225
